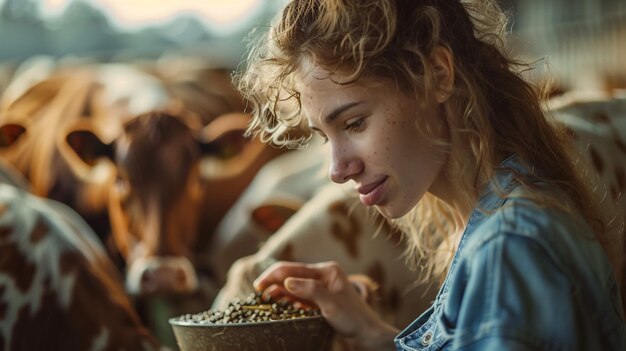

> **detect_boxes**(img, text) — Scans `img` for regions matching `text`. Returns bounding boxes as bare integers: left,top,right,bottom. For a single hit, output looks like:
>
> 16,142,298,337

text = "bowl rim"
168,314,328,328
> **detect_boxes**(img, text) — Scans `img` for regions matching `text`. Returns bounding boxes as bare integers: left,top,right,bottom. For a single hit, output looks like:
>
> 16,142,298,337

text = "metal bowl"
169,315,335,351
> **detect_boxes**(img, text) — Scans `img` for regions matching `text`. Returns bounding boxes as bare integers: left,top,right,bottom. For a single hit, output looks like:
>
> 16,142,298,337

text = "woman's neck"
428,168,475,230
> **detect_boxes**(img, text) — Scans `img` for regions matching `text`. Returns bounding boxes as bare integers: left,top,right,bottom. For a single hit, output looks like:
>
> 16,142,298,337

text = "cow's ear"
251,200,302,234
196,112,251,158
66,130,115,166
0,123,27,147
198,138,216,155
198,128,248,159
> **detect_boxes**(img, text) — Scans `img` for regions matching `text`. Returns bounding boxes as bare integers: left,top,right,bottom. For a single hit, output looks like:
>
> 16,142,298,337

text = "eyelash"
314,117,365,144
345,118,365,133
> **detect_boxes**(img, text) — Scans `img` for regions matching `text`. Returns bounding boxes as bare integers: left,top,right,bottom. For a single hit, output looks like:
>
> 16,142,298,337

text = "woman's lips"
357,177,388,206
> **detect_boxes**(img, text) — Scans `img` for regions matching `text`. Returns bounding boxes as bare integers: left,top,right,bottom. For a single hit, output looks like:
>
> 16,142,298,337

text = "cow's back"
0,181,162,351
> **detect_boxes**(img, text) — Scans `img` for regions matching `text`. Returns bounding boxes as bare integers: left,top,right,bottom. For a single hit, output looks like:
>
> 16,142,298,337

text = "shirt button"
422,332,433,346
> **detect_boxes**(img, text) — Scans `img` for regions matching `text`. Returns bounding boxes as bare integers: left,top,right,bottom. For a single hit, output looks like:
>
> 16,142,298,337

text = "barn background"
0,0,624,350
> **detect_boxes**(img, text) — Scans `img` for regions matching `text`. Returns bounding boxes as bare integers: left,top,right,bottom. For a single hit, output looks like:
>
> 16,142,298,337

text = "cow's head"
2,64,291,301
65,110,253,296
66,112,286,294
0,67,160,247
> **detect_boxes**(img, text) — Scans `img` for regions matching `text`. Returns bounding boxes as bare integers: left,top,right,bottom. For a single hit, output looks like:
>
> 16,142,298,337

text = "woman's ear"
429,46,455,103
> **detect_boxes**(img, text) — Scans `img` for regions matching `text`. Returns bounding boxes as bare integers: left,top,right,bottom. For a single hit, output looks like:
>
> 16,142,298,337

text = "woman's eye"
345,118,365,133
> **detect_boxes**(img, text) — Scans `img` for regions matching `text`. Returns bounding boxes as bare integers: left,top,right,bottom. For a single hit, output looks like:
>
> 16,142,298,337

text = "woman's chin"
375,203,408,220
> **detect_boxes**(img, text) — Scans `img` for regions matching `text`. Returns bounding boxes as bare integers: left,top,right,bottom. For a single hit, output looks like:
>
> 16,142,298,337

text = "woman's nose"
329,146,363,184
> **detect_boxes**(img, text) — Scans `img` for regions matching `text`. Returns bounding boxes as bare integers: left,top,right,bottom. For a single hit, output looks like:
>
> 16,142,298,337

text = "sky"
35,0,265,34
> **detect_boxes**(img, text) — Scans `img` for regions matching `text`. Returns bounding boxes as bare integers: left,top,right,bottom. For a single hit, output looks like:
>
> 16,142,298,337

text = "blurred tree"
48,1,120,59
0,0,39,21
0,0,50,61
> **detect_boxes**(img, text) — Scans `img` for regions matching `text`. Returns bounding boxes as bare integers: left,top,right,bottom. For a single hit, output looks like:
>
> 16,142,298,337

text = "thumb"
284,277,316,298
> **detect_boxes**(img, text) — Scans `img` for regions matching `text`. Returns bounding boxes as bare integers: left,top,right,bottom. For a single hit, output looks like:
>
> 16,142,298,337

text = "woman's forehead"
295,65,386,96
295,65,337,91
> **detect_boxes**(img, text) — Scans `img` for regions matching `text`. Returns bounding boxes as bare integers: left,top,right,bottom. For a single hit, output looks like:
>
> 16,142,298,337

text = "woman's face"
297,65,448,218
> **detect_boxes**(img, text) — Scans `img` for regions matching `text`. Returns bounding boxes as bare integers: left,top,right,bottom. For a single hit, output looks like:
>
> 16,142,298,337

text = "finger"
276,295,302,306
261,284,289,302
284,277,343,318
317,262,346,294
254,262,324,291
254,260,345,291
292,300,318,310
262,283,318,308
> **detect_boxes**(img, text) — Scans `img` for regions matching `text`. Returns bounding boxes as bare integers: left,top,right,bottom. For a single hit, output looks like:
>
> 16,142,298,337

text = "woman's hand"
254,261,399,350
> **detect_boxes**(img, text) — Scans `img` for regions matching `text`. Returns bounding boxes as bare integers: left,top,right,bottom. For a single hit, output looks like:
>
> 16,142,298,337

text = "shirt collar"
473,154,529,217
439,154,531,295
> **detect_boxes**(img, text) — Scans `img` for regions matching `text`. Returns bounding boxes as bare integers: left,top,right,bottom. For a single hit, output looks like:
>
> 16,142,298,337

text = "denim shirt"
395,156,626,350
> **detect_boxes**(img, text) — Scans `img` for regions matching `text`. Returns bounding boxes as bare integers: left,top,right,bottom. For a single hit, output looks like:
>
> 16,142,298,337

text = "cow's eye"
217,144,238,159
212,130,246,160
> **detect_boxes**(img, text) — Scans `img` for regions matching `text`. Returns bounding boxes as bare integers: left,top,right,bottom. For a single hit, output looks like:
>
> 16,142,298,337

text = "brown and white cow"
0,161,165,351
64,110,285,297
62,108,289,347
547,92,626,309
0,61,287,299
0,63,170,249
0,62,296,346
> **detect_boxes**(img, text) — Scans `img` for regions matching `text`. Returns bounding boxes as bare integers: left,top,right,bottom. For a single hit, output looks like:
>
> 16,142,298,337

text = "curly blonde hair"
236,0,609,281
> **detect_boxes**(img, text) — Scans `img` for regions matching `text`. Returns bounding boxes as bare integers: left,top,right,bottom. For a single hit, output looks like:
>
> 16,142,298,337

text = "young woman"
236,0,626,349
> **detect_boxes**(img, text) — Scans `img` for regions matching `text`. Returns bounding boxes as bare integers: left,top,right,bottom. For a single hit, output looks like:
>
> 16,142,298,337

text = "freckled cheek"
385,117,398,126
366,140,396,167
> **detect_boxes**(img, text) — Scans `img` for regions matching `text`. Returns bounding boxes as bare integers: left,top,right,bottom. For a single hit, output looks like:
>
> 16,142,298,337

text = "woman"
236,0,626,349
